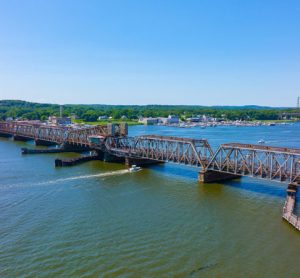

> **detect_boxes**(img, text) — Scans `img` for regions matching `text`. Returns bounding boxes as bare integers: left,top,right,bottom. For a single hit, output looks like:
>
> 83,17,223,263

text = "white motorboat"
258,139,265,144
128,165,141,172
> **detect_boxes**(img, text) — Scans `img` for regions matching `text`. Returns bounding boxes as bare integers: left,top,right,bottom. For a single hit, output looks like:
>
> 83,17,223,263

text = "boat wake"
1,169,129,190
56,169,129,182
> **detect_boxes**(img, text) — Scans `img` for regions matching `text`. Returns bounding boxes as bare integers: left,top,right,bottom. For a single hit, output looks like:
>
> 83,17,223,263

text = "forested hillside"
0,100,296,122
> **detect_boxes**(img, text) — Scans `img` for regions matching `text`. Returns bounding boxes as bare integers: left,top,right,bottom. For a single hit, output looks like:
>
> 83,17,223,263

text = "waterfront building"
98,115,108,120
186,117,201,123
48,116,72,125
166,115,180,124
139,117,159,125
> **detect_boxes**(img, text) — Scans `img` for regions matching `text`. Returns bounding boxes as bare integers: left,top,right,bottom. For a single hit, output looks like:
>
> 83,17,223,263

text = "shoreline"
155,120,296,129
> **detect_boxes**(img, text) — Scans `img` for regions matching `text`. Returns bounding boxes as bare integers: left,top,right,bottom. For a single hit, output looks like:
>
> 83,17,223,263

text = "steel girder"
105,135,214,168
206,143,300,184
0,121,107,146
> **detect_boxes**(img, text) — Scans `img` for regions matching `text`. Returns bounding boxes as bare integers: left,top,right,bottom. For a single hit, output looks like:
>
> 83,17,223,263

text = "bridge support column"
282,183,300,231
55,153,101,167
102,152,124,163
125,157,162,167
13,135,32,141
198,169,240,183
287,183,297,195
61,143,91,152
35,139,57,146
0,132,12,138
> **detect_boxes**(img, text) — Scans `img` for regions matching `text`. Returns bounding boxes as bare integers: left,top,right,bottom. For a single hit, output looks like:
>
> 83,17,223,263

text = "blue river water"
1,123,300,277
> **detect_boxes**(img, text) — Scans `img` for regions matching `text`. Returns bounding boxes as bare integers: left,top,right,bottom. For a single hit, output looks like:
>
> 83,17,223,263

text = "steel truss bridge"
104,135,300,231
1,121,300,185
206,143,300,184
105,135,214,168
0,121,108,146
105,137,300,185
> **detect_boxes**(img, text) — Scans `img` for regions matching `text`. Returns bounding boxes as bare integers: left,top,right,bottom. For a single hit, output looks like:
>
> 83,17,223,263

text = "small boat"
258,139,265,144
128,165,141,172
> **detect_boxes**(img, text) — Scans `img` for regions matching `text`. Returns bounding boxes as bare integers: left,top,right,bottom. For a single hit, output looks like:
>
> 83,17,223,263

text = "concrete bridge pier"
198,169,240,183
35,139,57,146
22,147,67,154
0,132,12,138
13,135,32,141
287,183,297,195
282,183,300,231
125,157,162,167
61,143,91,152
22,143,93,155
55,153,101,167
103,152,125,163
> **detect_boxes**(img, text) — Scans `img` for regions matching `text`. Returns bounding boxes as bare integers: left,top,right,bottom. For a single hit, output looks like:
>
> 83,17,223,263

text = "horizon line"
0,99,296,109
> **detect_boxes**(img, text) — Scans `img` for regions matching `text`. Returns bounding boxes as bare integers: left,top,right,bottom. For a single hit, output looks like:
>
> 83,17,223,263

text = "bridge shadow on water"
146,163,294,200
146,163,198,181
222,178,290,200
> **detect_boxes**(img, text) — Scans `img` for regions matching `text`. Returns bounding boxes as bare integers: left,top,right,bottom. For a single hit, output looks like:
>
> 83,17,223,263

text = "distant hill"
210,105,288,110
0,100,291,109
0,99,296,122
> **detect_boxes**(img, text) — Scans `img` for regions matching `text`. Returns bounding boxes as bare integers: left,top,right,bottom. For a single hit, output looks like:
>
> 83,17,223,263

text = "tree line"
0,100,297,122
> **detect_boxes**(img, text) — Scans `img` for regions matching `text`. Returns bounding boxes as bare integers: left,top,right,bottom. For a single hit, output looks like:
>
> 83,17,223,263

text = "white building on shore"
159,115,180,125
139,117,159,125
48,116,72,126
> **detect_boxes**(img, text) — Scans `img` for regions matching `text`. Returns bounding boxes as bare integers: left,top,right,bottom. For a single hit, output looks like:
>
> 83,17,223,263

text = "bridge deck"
1,120,300,185
0,121,108,146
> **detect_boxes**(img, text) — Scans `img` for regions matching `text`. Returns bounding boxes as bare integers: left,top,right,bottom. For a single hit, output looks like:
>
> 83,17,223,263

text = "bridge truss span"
206,143,300,184
1,120,300,186
105,135,214,168
65,125,108,145
0,121,108,146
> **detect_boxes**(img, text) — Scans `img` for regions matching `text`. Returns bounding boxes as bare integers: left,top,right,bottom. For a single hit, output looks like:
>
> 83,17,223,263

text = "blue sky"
0,0,299,106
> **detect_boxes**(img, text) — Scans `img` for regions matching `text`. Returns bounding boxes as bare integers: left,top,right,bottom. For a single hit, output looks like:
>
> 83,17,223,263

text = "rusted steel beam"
206,144,300,184
2,120,300,185
105,135,213,168
0,121,108,146
221,143,300,155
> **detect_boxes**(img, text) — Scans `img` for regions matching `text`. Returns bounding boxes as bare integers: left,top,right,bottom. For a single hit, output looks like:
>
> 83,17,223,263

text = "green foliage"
0,99,295,122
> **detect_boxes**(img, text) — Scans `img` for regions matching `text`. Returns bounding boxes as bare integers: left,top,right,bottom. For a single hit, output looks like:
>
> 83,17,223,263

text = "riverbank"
158,120,296,129
74,119,296,128
73,119,142,126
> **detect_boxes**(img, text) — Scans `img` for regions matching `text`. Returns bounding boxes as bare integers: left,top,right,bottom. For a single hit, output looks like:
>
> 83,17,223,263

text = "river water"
1,124,300,277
